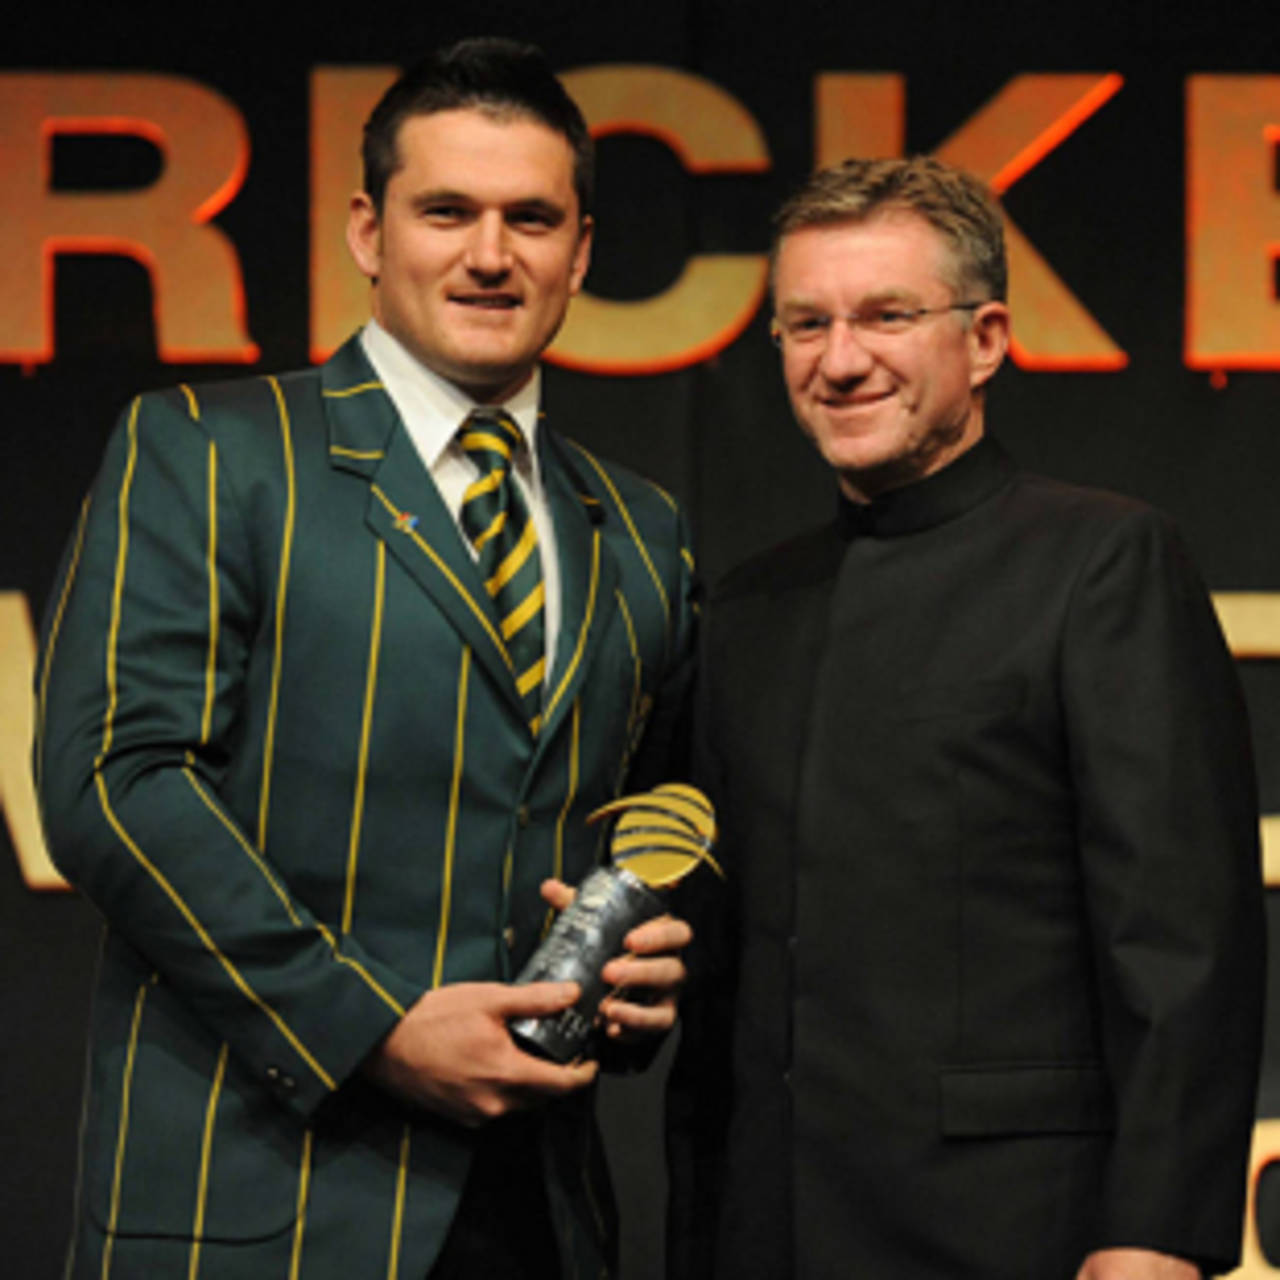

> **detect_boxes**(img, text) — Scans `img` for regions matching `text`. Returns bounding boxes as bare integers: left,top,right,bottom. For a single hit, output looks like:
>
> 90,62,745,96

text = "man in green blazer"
36,38,696,1280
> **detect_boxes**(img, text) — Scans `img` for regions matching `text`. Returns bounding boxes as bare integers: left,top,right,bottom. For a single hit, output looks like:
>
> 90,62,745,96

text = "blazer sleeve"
1061,506,1264,1271
35,391,421,1119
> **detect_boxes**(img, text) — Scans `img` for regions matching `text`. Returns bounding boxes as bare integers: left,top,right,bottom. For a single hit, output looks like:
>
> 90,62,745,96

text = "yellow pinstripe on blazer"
35,335,697,1280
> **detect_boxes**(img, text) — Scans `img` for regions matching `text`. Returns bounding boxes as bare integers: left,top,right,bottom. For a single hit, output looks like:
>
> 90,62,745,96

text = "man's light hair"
771,156,1007,303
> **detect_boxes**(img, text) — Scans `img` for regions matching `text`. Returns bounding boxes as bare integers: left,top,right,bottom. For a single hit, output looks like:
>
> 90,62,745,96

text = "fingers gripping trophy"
509,784,723,1063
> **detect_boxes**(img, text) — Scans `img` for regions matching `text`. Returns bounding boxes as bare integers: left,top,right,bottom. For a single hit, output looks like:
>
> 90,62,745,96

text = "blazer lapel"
537,429,620,746
321,337,523,714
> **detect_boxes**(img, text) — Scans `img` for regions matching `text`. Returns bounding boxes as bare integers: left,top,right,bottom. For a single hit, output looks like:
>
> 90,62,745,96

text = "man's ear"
968,300,1010,390
346,191,382,282
568,215,594,295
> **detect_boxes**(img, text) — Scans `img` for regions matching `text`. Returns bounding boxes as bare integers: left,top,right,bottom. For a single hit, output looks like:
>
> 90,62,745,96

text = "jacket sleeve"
35,390,421,1119
1062,506,1264,1272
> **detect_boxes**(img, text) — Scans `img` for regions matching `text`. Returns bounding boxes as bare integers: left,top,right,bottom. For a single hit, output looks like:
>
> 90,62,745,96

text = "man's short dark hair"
361,37,594,219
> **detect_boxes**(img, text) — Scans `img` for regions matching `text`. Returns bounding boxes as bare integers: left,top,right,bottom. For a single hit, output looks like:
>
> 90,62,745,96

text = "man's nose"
465,212,512,277
817,316,875,383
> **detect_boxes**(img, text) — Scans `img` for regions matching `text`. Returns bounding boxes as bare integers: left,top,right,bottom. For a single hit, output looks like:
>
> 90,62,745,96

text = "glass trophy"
508,782,722,1063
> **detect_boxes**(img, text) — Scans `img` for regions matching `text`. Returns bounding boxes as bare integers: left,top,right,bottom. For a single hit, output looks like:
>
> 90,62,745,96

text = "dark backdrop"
5,2,1280,1276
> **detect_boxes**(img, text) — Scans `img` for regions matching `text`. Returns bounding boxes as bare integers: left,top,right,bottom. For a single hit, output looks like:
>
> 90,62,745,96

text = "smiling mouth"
450,293,521,310
821,390,893,408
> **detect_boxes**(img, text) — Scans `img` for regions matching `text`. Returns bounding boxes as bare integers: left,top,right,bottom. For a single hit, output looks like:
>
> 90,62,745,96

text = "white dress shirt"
359,319,562,681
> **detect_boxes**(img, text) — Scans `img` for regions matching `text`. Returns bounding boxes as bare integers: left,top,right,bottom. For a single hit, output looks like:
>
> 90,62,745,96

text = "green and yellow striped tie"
458,409,546,734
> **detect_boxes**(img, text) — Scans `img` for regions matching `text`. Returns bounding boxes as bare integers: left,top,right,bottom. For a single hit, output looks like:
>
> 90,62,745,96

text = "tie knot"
459,409,524,475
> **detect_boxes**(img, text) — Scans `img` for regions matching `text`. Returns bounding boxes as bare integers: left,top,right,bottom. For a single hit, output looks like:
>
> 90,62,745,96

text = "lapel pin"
394,511,419,533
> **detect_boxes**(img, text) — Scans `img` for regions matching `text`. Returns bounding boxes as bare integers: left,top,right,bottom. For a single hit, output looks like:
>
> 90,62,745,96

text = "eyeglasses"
771,301,984,346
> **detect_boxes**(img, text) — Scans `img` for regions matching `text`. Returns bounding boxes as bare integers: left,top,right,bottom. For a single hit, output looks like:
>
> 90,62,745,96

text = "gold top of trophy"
587,783,723,888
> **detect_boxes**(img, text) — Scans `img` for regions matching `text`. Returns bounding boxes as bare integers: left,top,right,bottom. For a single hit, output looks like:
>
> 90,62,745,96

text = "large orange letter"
548,66,770,375
935,74,1128,371
812,73,1127,371
1229,1119,1280,1276
1187,77,1280,371
1212,592,1280,888
0,593,67,891
0,73,257,366
813,73,905,168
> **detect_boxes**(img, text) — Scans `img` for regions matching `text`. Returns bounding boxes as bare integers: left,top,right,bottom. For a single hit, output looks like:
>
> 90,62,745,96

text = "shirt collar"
836,436,1015,539
359,318,543,471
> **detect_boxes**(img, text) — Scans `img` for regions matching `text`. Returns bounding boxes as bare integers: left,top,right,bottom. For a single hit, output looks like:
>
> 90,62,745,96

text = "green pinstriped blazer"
35,335,696,1280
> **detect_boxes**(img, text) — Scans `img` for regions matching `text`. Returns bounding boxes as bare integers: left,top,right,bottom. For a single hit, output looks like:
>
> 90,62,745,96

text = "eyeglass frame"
770,301,987,347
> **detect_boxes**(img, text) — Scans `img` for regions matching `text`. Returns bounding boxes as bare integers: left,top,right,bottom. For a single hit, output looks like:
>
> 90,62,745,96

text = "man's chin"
820,435,901,479
824,441,923,501
439,353,535,403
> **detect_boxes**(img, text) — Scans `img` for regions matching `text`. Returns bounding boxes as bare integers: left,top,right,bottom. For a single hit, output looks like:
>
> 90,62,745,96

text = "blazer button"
503,925,517,949
266,1064,295,1091
516,805,531,828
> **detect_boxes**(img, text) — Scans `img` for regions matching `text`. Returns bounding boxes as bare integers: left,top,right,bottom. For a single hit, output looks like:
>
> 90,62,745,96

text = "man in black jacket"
668,155,1263,1280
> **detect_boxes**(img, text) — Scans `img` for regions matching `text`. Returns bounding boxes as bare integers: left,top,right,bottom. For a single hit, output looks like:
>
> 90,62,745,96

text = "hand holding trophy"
509,783,723,1063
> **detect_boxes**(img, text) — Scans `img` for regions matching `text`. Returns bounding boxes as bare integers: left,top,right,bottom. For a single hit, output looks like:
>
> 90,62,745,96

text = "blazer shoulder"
173,364,322,419
129,366,315,424
125,366,325,461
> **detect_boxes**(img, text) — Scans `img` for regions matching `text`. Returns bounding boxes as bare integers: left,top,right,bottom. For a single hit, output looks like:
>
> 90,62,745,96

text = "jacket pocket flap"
939,1063,1114,1137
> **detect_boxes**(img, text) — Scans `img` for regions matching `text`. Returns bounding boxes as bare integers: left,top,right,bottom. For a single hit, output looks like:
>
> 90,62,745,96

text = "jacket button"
266,1064,295,1091
516,805,531,828
503,925,517,949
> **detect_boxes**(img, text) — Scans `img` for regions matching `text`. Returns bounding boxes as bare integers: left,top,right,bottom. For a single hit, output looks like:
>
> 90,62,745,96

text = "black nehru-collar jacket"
669,434,1262,1280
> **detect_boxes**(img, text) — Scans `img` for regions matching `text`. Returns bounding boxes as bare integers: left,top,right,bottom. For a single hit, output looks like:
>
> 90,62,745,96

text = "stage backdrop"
5,2,1280,1276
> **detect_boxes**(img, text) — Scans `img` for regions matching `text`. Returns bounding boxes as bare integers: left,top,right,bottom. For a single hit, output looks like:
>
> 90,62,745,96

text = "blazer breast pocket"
939,1063,1115,1138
